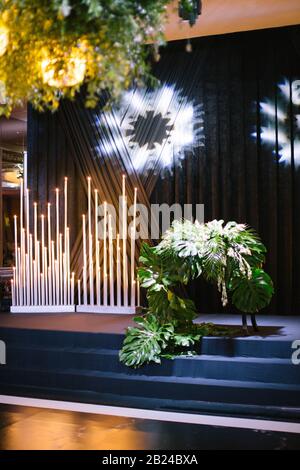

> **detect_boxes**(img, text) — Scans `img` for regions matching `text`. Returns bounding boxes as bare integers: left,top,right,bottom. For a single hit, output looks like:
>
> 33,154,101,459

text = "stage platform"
0,313,300,421
0,312,299,337
0,312,136,333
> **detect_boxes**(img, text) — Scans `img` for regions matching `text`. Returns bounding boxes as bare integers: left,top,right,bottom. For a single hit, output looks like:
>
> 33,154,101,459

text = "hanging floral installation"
0,0,201,116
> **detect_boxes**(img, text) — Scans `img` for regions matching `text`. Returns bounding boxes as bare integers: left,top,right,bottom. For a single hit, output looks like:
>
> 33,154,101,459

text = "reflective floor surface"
0,404,299,450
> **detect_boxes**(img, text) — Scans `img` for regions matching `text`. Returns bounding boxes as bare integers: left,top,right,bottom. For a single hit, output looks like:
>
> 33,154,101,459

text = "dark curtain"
28,25,300,315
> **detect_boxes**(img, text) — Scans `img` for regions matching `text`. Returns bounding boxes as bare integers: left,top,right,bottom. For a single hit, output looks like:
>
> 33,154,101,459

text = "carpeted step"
0,327,294,359
0,327,124,350
1,366,300,408
199,336,294,359
1,383,300,421
5,344,300,385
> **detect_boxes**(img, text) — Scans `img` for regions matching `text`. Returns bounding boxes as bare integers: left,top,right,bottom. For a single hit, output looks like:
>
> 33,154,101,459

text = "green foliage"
138,242,198,323
231,268,274,313
120,219,274,368
0,0,170,115
159,219,273,309
119,314,203,368
119,314,174,367
0,1,200,115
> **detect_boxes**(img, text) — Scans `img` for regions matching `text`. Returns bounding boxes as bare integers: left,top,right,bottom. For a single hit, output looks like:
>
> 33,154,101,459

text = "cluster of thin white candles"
11,178,74,308
11,175,140,312
79,175,140,309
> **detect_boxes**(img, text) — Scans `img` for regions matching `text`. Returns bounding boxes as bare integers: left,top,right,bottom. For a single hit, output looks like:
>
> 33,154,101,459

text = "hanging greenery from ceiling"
0,1,202,115
0,0,174,115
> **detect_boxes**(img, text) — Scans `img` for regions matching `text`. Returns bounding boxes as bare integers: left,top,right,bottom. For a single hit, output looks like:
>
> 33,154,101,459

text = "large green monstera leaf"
231,268,274,313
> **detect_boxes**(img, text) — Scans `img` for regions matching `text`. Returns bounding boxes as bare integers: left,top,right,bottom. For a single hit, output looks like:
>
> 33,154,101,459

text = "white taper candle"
71,272,75,305
26,252,30,305
48,266,52,305
87,177,94,304
20,179,23,281
103,201,107,306
36,240,40,305
96,240,100,305
41,273,45,306
12,267,17,306
122,175,128,306
77,278,81,306
117,234,121,306
47,203,52,275
82,214,87,305
25,188,30,256
55,188,59,262
29,234,33,304
34,202,38,259
22,228,26,305
59,233,63,304
55,259,59,306
109,214,114,306
64,177,68,253
13,215,18,304
18,247,22,306
64,177,68,304
63,252,67,305
20,178,23,232
44,247,48,305
95,189,100,305
131,187,137,306
33,259,37,306
51,240,55,304
66,227,70,305
130,227,135,307
41,215,45,299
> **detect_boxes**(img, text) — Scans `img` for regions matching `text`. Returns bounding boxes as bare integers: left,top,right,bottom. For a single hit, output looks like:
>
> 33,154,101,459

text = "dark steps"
200,336,293,359
1,366,300,407
0,327,294,358
0,326,299,420
5,345,300,385
1,383,300,421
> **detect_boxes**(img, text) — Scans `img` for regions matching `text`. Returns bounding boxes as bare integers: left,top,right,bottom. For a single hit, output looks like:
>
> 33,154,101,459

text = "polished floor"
0,404,299,450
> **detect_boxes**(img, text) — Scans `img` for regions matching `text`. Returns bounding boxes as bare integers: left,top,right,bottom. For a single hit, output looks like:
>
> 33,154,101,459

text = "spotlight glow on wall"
254,79,300,167
115,85,204,175
92,84,205,176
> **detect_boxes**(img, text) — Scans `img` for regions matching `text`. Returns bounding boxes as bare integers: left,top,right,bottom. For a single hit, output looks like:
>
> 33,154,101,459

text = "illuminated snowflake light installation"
254,79,300,167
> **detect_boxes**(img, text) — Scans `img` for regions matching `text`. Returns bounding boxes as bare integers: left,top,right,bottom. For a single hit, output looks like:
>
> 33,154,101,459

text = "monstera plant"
119,219,274,368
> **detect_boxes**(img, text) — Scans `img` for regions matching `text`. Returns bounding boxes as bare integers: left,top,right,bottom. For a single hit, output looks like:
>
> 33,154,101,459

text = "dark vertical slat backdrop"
28,25,300,315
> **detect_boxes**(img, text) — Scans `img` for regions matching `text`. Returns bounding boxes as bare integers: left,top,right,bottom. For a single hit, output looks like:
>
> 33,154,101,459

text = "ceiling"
1,0,300,151
165,0,300,41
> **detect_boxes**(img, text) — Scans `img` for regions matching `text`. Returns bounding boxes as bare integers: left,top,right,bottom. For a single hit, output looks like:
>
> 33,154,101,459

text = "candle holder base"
76,305,142,314
10,305,76,313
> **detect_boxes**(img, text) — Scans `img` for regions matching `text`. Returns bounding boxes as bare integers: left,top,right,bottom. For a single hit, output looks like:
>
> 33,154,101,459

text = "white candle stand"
76,175,141,315
10,178,76,313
